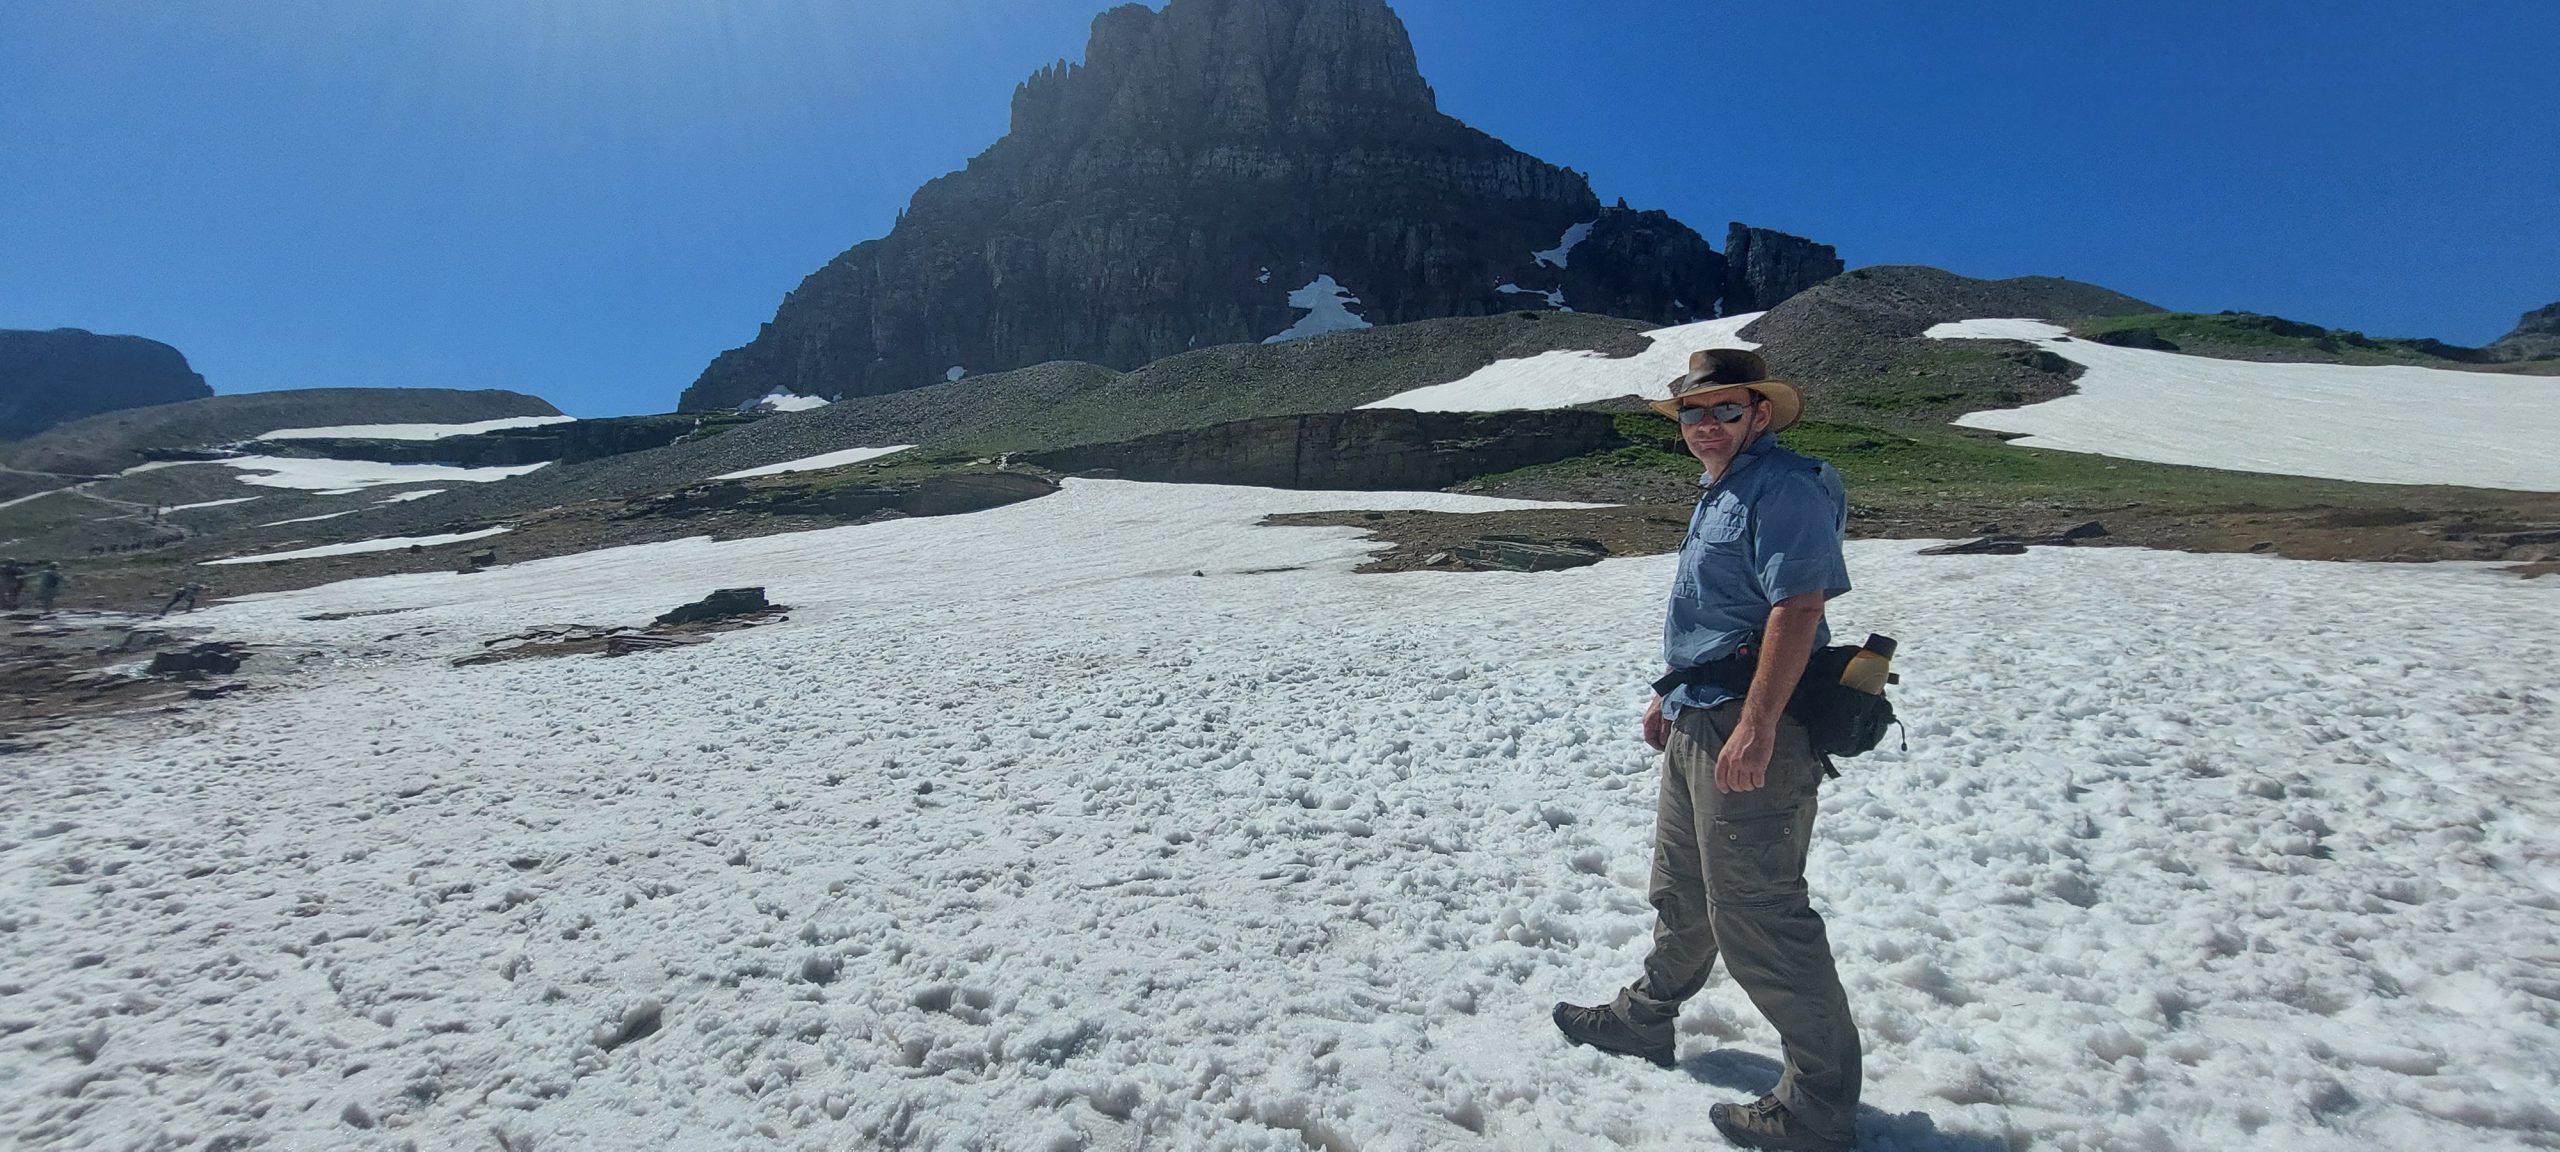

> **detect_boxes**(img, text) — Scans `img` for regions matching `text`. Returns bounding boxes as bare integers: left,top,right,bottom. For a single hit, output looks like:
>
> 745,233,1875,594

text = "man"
0,560,21,611
1553,348,1861,1152
159,581,206,616
34,562,64,616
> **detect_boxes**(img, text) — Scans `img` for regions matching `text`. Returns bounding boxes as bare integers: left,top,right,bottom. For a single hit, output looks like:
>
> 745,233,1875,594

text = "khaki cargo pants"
1611,699,1861,1143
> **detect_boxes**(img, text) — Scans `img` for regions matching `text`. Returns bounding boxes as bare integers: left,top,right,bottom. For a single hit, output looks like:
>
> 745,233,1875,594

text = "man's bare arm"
1715,590,1828,791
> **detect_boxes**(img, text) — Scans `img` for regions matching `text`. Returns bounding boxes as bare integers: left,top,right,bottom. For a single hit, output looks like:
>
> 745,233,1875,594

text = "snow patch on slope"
1932,319,2560,490
1265,275,1373,343
1498,283,1571,312
203,526,509,565
745,390,831,413
162,496,262,513
1533,220,1597,269
216,457,550,492
1364,312,1764,413
712,446,915,481
257,416,574,441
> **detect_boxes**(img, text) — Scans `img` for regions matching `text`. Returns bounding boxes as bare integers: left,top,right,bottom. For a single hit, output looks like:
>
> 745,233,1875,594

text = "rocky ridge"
1723,225,1845,317
681,0,1828,411
2490,302,2560,362
0,329,213,441
1738,264,2161,422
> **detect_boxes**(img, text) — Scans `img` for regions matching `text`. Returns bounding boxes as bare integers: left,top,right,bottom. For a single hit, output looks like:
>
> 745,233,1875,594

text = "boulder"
147,642,247,677
656,588,783,626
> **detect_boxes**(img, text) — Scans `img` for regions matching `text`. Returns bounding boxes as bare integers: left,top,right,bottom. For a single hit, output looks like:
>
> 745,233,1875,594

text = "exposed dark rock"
1024,408,1620,490
1921,522,2111,555
655,588,781,626
2091,327,2180,351
680,0,1731,411
1449,535,1607,571
1722,224,1844,316
2490,302,2560,362
147,642,248,677
629,471,1059,524
0,329,212,441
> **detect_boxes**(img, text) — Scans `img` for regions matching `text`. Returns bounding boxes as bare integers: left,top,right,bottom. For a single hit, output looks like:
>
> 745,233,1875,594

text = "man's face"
1677,386,1771,475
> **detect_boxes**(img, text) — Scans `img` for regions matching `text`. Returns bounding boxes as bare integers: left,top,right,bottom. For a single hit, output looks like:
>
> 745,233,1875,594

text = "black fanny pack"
1652,639,1901,761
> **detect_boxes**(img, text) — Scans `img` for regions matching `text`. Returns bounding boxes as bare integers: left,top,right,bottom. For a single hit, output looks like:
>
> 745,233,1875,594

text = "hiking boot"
1709,1094,1852,1152
1550,1001,1674,1068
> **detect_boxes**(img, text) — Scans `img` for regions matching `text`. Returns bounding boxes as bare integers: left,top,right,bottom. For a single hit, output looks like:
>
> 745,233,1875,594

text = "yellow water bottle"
1841,634,1896,695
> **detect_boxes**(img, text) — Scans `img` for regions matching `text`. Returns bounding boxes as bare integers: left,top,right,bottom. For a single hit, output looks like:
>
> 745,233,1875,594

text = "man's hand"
1718,589,1828,793
1642,694,1668,751
1715,720,1776,793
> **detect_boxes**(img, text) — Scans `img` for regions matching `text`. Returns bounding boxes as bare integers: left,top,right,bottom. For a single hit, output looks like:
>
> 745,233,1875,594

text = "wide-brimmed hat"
1650,348,1802,432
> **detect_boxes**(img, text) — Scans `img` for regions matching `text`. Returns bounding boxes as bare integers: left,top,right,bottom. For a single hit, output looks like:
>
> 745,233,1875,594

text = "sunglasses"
1677,399,1756,426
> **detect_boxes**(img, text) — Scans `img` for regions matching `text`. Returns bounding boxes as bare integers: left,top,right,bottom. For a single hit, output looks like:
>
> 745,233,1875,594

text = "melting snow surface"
711,446,915,481
1497,283,1571,312
1533,220,1597,269
1365,312,1765,413
217,457,551,492
376,489,447,504
201,526,511,566
1264,275,1374,343
1933,319,2560,490
7,478,2555,1149
256,416,575,441
946,367,968,383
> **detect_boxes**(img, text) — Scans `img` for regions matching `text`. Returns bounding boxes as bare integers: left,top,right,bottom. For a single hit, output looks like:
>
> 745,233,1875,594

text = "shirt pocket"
1697,501,1748,544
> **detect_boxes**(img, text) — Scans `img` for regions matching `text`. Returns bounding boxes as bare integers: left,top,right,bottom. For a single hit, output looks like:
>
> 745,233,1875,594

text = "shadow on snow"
1685,1048,2010,1152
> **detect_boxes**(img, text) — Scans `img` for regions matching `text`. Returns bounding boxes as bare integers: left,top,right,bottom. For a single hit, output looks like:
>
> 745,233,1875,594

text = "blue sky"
3,1,2553,417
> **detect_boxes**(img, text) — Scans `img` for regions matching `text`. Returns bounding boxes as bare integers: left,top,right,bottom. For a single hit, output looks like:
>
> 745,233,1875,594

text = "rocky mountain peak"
680,0,1829,412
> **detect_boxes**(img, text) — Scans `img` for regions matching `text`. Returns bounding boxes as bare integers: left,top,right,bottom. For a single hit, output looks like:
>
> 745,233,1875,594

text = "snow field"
1931,319,2560,491
6,480,2557,1151
1362,313,1763,414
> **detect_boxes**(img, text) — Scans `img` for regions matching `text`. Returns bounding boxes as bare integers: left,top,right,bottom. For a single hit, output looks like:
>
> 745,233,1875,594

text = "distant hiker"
35,562,64,615
1553,349,1862,1152
159,581,207,616
0,560,22,610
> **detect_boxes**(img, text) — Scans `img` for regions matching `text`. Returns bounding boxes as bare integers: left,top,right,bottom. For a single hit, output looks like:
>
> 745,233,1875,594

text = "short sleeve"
1751,469,1850,604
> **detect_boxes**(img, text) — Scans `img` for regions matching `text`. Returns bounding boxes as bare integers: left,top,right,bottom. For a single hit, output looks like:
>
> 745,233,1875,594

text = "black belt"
1651,639,1766,699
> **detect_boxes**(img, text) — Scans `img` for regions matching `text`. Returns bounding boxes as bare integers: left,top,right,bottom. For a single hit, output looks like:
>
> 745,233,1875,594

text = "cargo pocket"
1707,807,1807,907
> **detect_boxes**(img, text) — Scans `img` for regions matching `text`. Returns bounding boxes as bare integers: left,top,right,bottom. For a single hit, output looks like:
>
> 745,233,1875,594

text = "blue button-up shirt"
1661,437,1852,718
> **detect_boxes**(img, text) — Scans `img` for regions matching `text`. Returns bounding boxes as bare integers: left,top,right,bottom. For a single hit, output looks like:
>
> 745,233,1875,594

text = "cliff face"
0,328,214,440
2490,302,2560,362
1723,224,1845,317
682,0,1765,411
